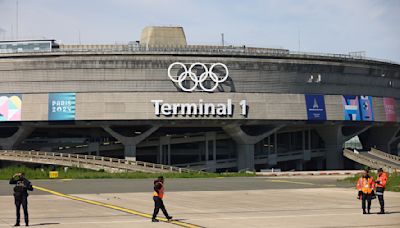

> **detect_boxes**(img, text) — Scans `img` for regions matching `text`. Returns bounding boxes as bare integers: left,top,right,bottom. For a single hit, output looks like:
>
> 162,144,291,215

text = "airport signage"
151,99,248,117
48,93,76,121
305,94,326,121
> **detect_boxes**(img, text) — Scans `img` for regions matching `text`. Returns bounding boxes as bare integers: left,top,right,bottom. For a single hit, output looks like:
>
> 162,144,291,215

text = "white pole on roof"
16,0,19,40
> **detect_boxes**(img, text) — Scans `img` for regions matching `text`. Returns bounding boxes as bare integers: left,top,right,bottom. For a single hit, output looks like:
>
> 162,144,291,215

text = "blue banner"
342,95,361,121
305,94,327,120
359,96,374,121
48,93,76,120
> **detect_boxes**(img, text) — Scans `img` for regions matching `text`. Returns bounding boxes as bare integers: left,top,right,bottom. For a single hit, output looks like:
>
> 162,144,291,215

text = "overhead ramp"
0,150,197,174
343,149,400,172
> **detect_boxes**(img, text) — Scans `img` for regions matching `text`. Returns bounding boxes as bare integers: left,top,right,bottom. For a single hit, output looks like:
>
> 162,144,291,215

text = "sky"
0,0,399,62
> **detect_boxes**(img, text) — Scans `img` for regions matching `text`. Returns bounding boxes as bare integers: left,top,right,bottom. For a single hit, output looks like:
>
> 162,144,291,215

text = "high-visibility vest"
376,172,388,188
357,177,374,194
153,182,164,199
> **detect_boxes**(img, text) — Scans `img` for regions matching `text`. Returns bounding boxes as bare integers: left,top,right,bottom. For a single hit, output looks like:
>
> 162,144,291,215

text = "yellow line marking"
268,180,316,186
33,186,202,228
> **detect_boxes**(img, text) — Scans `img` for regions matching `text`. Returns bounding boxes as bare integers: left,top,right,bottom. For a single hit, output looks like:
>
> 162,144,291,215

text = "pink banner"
383,97,397,122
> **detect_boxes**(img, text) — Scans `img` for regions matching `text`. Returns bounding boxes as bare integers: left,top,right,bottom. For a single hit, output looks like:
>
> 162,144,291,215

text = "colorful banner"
0,94,22,121
48,93,76,121
305,94,326,120
383,97,397,122
342,95,361,121
359,96,374,121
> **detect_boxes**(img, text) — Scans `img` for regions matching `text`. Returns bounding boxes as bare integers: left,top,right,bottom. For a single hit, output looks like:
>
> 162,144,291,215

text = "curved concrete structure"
1,29,399,172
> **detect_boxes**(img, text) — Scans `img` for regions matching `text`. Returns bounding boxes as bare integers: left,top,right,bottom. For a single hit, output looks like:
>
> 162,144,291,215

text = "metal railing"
176,148,326,170
0,44,397,65
0,150,197,173
343,149,399,172
369,148,400,164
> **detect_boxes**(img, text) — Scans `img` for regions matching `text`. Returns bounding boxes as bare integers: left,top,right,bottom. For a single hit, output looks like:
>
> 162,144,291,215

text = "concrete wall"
15,92,400,122
0,54,399,98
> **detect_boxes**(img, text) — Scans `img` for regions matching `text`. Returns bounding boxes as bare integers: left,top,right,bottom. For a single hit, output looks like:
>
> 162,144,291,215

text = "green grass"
341,172,400,192
0,165,255,180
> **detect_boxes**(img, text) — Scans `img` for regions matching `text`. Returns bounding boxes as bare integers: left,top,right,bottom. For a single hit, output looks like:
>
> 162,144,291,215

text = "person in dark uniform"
9,172,33,227
375,168,388,214
152,176,173,222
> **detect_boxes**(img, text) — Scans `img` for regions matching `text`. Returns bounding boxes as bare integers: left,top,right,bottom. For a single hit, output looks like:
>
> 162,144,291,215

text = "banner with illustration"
342,95,374,121
48,93,76,121
359,96,374,121
342,95,361,121
383,97,397,122
0,94,22,121
305,94,327,120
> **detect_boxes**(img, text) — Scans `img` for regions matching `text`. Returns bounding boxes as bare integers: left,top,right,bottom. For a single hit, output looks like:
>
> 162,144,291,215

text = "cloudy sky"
0,0,399,62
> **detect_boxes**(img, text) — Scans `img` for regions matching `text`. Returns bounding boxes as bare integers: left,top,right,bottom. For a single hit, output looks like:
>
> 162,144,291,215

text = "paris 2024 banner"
48,93,76,121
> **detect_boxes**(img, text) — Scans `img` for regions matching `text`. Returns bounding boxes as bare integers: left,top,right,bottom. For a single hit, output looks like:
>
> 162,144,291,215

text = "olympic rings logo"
167,62,229,92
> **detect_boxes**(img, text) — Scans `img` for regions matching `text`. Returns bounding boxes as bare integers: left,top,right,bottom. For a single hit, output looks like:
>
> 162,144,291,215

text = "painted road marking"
268,180,337,187
268,180,316,185
33,186,203,228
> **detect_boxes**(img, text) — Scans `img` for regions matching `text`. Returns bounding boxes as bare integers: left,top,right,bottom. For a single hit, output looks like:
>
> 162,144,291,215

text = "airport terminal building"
0,26,399,172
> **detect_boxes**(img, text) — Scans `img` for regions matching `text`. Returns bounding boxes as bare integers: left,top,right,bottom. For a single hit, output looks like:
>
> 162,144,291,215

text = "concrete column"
359,126,400,155
102,125,160,162
237,144,255,172
124,144,137,161
205,132,217,172
0,126,34,150
317,125,371,170
88,142,100,156
296,160,303,170
223,124,285,172
159,136,171,165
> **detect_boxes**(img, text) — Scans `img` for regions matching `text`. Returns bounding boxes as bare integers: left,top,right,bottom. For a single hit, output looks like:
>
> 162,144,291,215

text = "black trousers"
361,193,372,212
376,187,385,211
152,196,169,219
14,196,29,224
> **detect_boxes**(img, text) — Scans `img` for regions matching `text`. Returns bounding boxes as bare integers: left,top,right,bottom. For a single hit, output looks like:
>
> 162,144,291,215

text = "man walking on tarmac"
376,168,388,214
356,168,375,214
9,172,34,226
152,176,173,222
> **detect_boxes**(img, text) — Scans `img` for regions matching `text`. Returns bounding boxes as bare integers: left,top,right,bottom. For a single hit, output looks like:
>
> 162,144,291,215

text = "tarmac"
0,176,399,228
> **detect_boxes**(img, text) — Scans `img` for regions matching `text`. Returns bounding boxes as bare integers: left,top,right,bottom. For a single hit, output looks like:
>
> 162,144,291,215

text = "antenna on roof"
221,33,225,47
16,0,19,39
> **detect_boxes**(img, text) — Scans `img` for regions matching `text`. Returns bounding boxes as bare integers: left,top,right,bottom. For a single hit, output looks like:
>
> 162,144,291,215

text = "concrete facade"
0,48,399,171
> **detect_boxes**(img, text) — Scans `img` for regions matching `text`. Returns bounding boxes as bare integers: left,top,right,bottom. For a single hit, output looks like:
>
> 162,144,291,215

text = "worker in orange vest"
356,168,375,214
152,176,173,222
375,168,388,214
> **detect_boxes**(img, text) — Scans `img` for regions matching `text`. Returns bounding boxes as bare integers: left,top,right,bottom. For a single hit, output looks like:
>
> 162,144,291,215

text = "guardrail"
176,148,326,170
0,150,197,174
0,44,398,65
343,149,399,173
369,148,400,164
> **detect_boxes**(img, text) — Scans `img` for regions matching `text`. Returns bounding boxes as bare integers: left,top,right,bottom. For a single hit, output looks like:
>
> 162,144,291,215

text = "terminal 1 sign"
151,99,248,117
152,62,248,117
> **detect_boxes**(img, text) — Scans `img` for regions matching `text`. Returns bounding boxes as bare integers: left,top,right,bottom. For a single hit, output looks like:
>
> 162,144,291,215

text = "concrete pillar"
237,144,255,172
296,160,303,170
159,136,171,165
359,126,400,155
317,125,371,170
205,132,217,172
102,125,160,162
124,144,137,161
88,142,100,156
0,126,34,150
